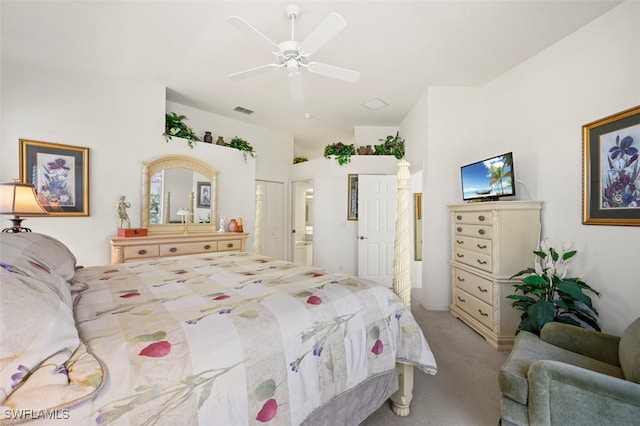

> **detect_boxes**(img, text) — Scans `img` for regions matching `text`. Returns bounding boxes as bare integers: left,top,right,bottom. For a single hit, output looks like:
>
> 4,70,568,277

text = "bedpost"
390,159,415,417
254,184,264,255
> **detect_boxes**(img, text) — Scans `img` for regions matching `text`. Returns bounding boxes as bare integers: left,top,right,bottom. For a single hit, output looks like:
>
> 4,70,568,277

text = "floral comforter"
10,252,437,425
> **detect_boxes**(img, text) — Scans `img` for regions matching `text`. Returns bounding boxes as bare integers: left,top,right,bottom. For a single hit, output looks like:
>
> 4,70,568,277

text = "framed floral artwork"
196,181,211,208
19,139,90,216
582,105,640,226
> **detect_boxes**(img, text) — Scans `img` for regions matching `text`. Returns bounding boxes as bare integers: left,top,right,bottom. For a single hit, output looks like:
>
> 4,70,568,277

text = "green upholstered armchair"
499,318,640,426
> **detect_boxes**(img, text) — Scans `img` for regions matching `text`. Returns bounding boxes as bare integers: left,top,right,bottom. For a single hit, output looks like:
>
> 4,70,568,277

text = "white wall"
0,63,289,266
414,1,640,334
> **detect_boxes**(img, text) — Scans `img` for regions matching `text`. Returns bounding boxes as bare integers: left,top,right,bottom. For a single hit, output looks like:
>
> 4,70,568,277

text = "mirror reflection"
150,168,211,224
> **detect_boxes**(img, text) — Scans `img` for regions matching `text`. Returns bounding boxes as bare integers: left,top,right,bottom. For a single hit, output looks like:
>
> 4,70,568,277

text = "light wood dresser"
109,232,248,264
448,201,542,350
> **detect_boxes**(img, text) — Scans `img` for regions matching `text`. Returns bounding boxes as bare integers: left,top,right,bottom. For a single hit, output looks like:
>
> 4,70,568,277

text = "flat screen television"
460,152,515,201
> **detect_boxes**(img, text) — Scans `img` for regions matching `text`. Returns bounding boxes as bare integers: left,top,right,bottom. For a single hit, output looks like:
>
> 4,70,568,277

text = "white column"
254,184,264,255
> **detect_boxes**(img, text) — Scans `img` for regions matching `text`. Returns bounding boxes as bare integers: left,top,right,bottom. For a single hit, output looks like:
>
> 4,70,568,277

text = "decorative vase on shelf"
228,218,238,232
216,136,226,146
237,217,244,233
203,131,213,143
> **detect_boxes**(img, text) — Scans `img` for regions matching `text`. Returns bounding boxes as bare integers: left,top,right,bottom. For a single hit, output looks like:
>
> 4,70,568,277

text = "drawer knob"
477,244,487,249
169,247,178,253
478,215,485,221
477,259,488,265
478,309,488,317
456,215,462,220
456,253,464,258
478,229,485,235
457,227,462,232
457,296,466,303
456,239,464,244
204,244,211,250
456,276,465,282
227,243,233,248
138,249,147,255
478,286,488,293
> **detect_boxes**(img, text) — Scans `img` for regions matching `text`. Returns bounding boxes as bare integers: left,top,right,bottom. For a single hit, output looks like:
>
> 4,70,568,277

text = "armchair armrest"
528,360,640,426
541,322,620,366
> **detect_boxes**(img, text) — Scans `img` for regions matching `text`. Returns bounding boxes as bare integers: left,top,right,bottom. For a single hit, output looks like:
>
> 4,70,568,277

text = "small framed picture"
582,105,640,226
348,174,358,220
19,139,90,216
197,181,211,208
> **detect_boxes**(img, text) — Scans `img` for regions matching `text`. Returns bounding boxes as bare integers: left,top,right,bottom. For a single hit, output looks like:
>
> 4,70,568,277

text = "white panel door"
357,174,396,287
256,181,284,259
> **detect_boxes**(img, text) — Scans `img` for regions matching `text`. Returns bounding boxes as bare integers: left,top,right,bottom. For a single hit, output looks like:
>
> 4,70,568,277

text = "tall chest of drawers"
449,201,542,350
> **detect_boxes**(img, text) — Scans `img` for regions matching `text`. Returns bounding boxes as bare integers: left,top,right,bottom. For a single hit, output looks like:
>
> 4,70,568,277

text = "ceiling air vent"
234,106,254,115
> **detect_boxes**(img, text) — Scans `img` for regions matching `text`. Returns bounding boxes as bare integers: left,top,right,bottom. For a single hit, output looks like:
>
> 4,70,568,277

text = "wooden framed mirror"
141,155,219,234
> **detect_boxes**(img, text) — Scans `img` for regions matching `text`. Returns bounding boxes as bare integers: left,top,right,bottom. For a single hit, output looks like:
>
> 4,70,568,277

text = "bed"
0,161,437,425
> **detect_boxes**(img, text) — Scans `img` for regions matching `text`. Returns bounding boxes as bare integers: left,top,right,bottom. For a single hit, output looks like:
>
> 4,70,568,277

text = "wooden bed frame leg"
390,363,414,416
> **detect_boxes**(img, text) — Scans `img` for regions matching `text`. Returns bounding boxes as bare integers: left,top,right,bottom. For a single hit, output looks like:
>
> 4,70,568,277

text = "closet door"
256,180,285,259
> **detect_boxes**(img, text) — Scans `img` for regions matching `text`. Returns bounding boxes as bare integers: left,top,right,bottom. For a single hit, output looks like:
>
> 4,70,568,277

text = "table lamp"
0,180,50,233
177,208,189,234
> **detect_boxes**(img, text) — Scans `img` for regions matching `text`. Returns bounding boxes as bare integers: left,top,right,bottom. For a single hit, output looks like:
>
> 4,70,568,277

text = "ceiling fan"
226,5,360,101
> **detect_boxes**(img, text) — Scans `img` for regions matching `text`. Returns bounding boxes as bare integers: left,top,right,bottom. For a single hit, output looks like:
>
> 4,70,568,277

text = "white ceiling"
1,1,621,157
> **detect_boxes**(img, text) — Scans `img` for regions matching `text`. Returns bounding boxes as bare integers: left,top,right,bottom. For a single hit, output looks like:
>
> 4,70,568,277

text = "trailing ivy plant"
163,113,200,148
374,132,405,159
324,142,356,165
507,238,601,336
229,136,256,162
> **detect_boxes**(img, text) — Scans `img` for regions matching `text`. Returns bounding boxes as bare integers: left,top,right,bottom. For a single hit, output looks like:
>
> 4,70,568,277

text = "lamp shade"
0,181,49,216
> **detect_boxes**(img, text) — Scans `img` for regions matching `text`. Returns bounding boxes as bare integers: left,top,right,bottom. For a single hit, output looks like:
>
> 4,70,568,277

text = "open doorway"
291,179,313,265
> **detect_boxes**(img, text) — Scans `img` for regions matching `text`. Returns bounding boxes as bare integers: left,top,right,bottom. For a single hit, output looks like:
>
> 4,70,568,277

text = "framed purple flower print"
582,105,640,226
19,139,90,216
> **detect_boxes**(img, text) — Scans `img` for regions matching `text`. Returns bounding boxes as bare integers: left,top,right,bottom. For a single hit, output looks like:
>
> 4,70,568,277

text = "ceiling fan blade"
288,71,304,101
228,63,280,81
299,12,346,56
226,16,281,52
307,62,360,83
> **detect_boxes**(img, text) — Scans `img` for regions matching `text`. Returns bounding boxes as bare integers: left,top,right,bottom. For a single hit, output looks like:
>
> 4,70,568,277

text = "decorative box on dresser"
110,232,248,264
448,201,542,350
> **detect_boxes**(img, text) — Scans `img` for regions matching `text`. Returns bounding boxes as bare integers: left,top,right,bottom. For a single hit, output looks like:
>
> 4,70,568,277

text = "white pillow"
0,233,77,281
0,262,79,404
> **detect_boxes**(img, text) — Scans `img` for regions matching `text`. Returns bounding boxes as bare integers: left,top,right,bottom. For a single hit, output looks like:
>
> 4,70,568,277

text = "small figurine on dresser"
117,195,131,229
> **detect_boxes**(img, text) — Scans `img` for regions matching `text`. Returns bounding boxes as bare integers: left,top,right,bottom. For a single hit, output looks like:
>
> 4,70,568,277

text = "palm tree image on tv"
488,155,513,195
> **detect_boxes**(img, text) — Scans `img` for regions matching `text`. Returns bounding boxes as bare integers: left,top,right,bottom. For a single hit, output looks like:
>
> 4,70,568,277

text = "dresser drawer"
452,234,492,257
453,288,493,329
160,241,217,257
453,211,492,225
123,244,160,260
454,223,492,239
453,247,492,273
218,239,242,251
453,267,492,304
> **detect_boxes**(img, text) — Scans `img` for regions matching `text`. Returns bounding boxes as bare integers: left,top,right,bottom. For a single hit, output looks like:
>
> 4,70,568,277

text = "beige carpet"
361,305,509,426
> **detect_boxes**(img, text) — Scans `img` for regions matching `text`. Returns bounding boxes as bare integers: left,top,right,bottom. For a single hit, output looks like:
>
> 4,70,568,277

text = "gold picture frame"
582,105,640,226
19,139,90,216
347,174,358,220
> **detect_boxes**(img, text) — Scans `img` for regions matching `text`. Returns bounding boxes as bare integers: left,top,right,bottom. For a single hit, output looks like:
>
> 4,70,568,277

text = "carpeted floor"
361,305,509,426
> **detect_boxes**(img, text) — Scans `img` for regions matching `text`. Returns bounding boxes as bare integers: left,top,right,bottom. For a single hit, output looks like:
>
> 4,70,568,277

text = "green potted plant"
293,156,308,164
507,238,601,336
229,136,256,161
163,112,200,148
324,142,356,165
374,132,405,159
